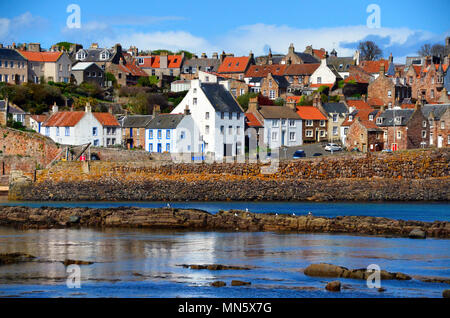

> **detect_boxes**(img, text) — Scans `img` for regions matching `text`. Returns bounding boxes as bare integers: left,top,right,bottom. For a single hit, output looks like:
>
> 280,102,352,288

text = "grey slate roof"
422,104,449,120
258,106,301,119
76,48,116,62
121,115,154,128
0,100,26,114
146,114,185,129
272,75,290,88
183,58,221,73
0,48,27,61
200,83,243,113
295,52,319,64
322,102,348,115
377,109,415,126
327,56,354,72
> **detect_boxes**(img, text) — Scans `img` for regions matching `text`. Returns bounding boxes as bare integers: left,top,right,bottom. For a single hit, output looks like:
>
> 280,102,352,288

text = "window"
272,120,279,127
45,127,50,136
269,90,275,99
441,121,445,129
236,126,241,135
65,127,70,136
166,143,170,152
272,131,278,140
448,135,450,145
289,132,296,141
394,117,402,125
431,90,435,98
422,130,427,138
220,126,224,135
106,138,110,146
149,144,153,152
349,115,353,121
229,112,233,120
422,121,427,128
369,115,374,121
289,120,295,127
166,130,170,139
240,88,245,96
193,88,197,93
333,126,338,136
344,128,348,135
149,130,153,139
332,114,338,122
157,130,162,139
306,130,313,137
268,80,272,88
180,131,185,139
317,77,322,84
377,117,383,124
282,119,286,126
320,120,326,127
387,90,392,97
56,127,59,136
231,88,237,96
193,98,197,105
221,112,225,119
205,112,209,120
205,125,210,134
397,131,401,139
320,130,325,137
237,113,240,120
306,120,313,127
228,126,232,134
92,127,97,136
111,138,116,145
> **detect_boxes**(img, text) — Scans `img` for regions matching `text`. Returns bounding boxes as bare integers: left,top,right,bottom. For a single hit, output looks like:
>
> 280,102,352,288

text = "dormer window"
100,50,110,61
394,116,402,124
348,115,353,121
76,50,86,60
376,117,383,124
369,115,374,121
138,58,144,65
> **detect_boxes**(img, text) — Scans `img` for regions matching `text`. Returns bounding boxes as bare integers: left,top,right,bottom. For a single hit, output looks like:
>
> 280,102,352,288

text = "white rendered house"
41,103,121,147
171,80,245,160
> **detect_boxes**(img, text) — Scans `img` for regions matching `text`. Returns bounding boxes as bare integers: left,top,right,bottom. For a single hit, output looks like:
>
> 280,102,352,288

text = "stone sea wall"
9,148,450,202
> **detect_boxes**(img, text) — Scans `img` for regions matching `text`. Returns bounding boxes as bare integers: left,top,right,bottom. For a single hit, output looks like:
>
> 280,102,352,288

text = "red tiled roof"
313,49,326,59
245,64,286,77
367,97,385,107
342,109,378,129
401,103,415,109
344,74,369,84
310,83,334,89
93,112,120,127
245,113,263,127
346,100,371,110
296,106,326,120
286,96,302,103
284,63,320,75
43,111,85,127
31,114,48,123
18,51,63,62
119,60,148,77
139,55,183,69
360,59,389,74
218,56,251,73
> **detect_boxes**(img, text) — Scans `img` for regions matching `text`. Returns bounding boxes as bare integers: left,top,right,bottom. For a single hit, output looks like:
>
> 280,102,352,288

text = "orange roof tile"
401,103,415,109
119,60,148,77
31,114,48,123
313,49,326,59
93,112,120,127
139,55,183,69
284,63,320,75
310,83,334,89
245,113,263,127
342,108,378,129
218,56,251,73
360,59,389,74
296,106,326,120
286,96,302,103
344,74,369,84
43,111,85,127
367,97,385,107
245,64,286,77
346,100,371,110
18,51,63,62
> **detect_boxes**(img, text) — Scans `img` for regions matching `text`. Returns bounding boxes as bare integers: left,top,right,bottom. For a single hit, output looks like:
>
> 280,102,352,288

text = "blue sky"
1,0,449,63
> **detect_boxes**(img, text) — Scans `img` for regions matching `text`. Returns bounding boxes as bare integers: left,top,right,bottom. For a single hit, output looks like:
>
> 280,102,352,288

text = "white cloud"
0,12,47,43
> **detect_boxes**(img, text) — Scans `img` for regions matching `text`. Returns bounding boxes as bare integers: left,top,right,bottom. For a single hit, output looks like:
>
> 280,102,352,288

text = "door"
438,135,443,148
391,143,398,151
281,131,286,146
157,143,162,153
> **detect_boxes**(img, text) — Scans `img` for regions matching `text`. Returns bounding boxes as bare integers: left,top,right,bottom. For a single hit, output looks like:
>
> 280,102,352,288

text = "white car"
324,143,342,152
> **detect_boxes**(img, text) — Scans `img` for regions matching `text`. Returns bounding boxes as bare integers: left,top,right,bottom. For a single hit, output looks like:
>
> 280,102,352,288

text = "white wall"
263,118,303,149
310,59,337,85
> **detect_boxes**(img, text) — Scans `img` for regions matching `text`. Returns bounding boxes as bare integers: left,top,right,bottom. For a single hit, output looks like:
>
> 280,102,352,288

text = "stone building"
259,73,290,100
217,53,255,80
137,52,184,78
368,64,411,109
71,62,105,87
283,63,320,93
281,44,319,65
422,104,450,148
295,105,327,143
74,43,124,72
0,47,28,84
376,104,429,151
313,95,348,143
344,109,383,152
120,114,154,149
180,53,221,80
19,49,71,83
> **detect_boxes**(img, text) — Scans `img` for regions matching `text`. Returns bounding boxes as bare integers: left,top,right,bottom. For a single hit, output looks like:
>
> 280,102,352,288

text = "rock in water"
62,259,93,266
443,290,450,298
231,280,251,286
325,281,341,292
211,281,226,287
409,228,426,239
304,263,347,278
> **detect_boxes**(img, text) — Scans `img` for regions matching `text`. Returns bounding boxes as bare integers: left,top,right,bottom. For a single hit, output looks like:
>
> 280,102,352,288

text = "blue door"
157,143,162,153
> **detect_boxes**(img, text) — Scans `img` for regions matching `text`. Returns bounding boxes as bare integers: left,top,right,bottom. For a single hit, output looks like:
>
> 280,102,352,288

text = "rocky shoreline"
0,206,448,238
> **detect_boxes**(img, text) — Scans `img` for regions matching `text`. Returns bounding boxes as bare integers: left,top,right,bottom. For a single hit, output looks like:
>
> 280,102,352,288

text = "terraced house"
19,48,71,83
0,47,28,84
422,103,450,148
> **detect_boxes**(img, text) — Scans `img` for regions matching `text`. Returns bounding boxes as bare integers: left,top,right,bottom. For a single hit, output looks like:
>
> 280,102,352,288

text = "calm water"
0,227,449,298
1,201,450,222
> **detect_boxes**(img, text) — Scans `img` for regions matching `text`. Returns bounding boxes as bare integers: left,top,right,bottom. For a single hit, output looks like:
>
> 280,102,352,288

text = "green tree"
236,92,259,111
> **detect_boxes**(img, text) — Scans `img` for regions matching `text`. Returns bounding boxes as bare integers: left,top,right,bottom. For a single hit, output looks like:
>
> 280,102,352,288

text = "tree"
358,41,382,61
431,44,445,57
418,44,432,56
236,92,259,111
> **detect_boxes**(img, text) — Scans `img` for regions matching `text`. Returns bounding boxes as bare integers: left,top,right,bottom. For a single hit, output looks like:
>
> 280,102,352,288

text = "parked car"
324,143,342,152
381,149,393,154
293,150,306,159
312,153,323,157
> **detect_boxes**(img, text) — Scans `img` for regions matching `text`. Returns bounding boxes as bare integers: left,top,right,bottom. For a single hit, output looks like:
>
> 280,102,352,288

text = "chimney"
289,43,295,54
201,53,207,58
379,64,385,77
28,43,41,52
153,104,161,116
114,43,122,56
313,93,321,108
91,43,99,49
52,102,59,114
249,50,254,61
248,97,259,113
220,51,226,63
212,52,218,59
389,53,393,63
160,54,168,69
286,99,296,111
85,102,92,113
414,100,422,110
119,57,124,65
184,105,191,115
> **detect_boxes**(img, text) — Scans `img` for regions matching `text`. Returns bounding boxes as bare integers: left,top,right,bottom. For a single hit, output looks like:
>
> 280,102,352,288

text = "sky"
0,0,449,63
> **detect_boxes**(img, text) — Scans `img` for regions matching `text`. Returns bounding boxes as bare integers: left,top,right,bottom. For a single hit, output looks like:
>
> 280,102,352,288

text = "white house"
29,114,48,133
171,80,245,160
145,112,200,155
41,103,121,147
170,80,191,92
310,58,341,89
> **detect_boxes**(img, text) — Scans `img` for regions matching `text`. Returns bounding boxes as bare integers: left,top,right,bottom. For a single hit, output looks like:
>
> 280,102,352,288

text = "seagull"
292,212,296,216
167,203,171,208
275,213,278,217
245,208,249,212
234,213,238,217
308,211,313,216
